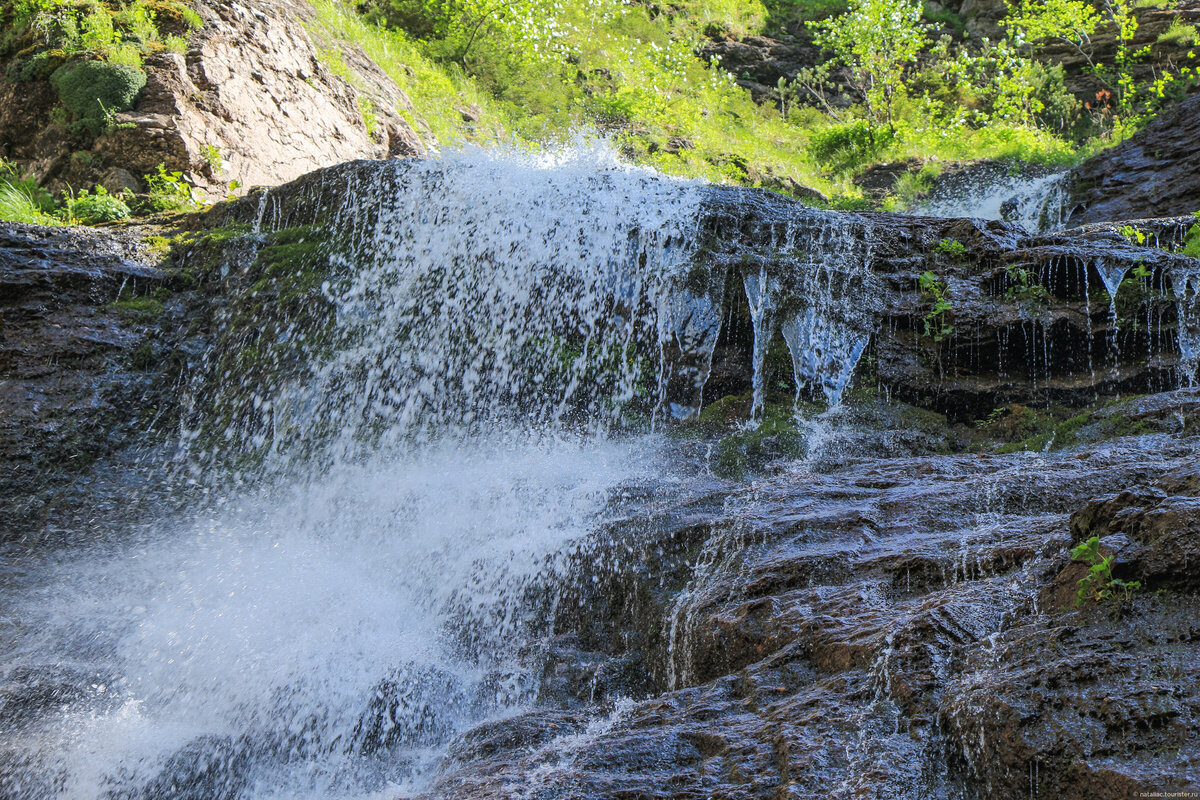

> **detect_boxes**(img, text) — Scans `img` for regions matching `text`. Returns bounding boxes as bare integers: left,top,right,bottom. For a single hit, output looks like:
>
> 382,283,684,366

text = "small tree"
808,0,928,133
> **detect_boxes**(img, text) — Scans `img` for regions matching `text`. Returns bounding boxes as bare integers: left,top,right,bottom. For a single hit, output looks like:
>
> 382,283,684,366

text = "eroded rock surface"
1069,92,1200,225
411,429,1200,799
0,224,174,537
0,0,424,202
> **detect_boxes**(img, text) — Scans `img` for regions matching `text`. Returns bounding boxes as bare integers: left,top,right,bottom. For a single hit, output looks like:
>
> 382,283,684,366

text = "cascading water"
0,144,880,800
916,169,1072,234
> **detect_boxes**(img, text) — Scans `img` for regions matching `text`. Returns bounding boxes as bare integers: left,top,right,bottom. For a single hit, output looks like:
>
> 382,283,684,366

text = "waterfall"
916,169,1072,234
0,145,881,800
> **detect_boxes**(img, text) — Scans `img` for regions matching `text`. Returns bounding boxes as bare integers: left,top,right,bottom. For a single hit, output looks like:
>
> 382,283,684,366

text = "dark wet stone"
1069,92,1200,225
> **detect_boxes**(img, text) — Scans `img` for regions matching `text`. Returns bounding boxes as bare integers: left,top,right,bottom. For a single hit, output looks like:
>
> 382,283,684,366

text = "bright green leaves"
1071,535,1141,612
808,0,927,132
919,270,954,342
1002,0,1100,47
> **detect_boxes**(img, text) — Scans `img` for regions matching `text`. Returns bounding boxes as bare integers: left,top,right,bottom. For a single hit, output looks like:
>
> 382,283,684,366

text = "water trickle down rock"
736,206,880,415
742,267,776,420
918,168,1073,234
655,266,730,421
1173,263,1200,384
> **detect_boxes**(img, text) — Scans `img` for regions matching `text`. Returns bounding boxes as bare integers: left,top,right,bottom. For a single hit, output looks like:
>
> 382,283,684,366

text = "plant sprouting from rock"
144,164,199,212
918,270,954,341
1005,264,1050,303
934,237,967,259
1072,535,1141,613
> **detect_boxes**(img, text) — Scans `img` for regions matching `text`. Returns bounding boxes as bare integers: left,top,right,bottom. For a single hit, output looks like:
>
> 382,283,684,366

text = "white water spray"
1,143,883,800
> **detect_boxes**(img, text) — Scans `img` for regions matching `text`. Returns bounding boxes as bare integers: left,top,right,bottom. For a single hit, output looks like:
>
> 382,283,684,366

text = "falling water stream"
0,145,881,799
916,169,1072,234
3,144,1198,799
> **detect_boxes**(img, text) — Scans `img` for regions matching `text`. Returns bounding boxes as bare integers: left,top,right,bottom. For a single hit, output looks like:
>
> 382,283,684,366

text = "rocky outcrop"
1068,91,1200,225
4,159,1197,542
200,160,1200,420
408,424,1200,799
0,0,424,202
3,156,1200,798
696,191,1198,418
0,223,176,538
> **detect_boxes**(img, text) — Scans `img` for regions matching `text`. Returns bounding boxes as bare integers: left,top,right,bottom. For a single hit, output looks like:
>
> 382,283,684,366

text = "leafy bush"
144,164,199,212
64,185,132,224
50,60,147,135
808,0,927,131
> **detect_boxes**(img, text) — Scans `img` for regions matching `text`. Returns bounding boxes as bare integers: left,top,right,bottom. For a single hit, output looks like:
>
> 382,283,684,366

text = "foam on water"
1,142,886,799
2,435,663,799
916,170,1071,234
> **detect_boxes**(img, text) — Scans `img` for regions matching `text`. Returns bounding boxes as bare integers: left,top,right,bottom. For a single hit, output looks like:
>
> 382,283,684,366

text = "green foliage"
1072,535,1141,611
1158,20,1199,46
144,164,199,212
918,270,954,341
200,143,224,174
882,162,941,210
710,401,805,479
933,238,967,259
1005,264,1050,302
6,1,204,66
110,290,166,318
1003,0,1100,46
63,185,131,224
50,59,147,135
358,95,378,138
1183,212,1200,259
1117,223,1146,244
0,158,58,223
288,0,1184,202
0,180,59,224
807,119,897,172
808,0,927,131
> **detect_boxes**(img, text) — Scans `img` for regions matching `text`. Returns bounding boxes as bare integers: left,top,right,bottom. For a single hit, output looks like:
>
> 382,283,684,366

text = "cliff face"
0,0,424,202
1067,92,1200,224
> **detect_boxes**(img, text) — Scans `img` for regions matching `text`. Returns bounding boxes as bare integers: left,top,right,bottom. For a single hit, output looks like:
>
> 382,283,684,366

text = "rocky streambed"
1,152,1199,799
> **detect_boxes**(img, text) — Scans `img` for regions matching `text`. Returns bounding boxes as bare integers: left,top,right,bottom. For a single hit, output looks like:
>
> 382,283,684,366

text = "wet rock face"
212,161,1200,423
410,432,1200,800
695,186,1198,419
0,222,216,540
1069,92,1200,225
0,224,163,538
0,0,424,201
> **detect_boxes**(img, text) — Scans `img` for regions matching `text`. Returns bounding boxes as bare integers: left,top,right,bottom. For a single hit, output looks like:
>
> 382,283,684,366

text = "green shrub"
144,164,199,212
934,238,967,259
64,185,132,224
50,60,148,135
807,119,896,172
1185,212,1200,259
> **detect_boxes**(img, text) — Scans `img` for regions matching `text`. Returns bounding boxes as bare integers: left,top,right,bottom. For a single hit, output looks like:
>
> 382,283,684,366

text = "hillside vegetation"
303,0,1199,201
0,0,1197,213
